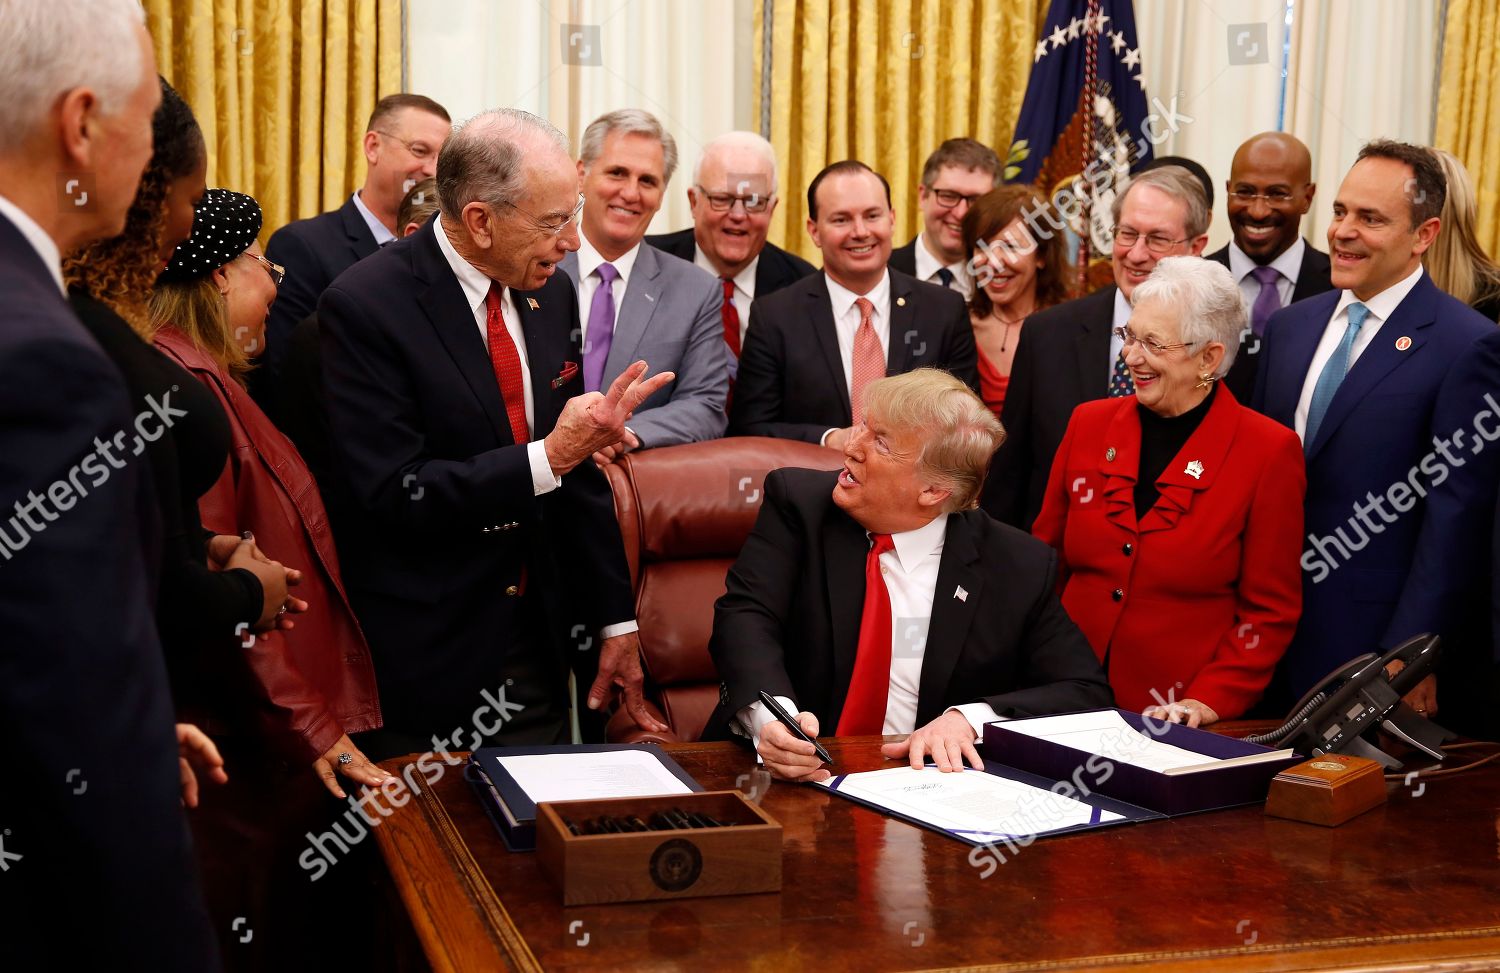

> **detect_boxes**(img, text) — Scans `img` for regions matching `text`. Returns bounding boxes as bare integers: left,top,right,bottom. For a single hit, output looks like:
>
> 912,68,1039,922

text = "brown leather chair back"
603,437,843,742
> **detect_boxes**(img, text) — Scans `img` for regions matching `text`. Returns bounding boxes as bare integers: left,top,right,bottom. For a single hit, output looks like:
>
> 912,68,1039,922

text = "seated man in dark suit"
1206,132,1333,402
888,138,999,299
647,131,816,374
730,160,978,448
989,165,1209,529
709,369,1113,782
0,4,217,967
263,93,451,383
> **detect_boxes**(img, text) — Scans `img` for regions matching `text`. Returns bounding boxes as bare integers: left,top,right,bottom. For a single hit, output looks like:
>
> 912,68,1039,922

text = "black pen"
758,690,832,764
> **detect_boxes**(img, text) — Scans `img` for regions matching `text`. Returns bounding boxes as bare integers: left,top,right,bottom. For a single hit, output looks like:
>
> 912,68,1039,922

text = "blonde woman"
1424,149,1500,323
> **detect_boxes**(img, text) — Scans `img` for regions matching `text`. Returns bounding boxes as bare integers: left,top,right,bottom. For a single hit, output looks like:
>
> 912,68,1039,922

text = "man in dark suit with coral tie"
1205,132,1333,402
709,370,1112,782
1253,140,1500,729
730,160,978,449
319,109,674,755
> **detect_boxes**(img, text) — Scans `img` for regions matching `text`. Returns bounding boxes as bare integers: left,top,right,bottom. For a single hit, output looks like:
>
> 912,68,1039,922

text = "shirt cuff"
819,428,837,447
527,440,562,496
946,703,1005,739
599,621,639,640
625,426,641,450
734,696,799,761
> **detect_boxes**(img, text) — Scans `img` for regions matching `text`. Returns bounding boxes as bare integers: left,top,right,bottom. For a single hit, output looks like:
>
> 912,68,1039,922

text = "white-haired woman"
1032,256,1305,726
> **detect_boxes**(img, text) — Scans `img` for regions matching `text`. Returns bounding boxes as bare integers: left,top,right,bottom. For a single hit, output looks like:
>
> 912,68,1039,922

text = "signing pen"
758,690,833,764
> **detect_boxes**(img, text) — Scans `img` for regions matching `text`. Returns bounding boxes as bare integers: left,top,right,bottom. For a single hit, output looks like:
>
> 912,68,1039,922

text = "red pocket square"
552,361,579,389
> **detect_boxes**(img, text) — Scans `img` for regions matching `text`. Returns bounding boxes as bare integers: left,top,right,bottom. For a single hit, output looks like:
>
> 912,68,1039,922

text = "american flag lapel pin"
527,297,541,310
955,585,968,602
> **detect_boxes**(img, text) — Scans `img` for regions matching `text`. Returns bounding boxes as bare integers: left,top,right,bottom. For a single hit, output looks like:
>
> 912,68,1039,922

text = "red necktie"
837,533,896,735
721,277,741,357
849,297,884,423
485,283,529,444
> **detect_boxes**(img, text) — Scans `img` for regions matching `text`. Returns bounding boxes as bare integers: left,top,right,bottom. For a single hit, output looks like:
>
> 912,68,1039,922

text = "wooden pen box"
1264,755,1387,826
535,791,782,905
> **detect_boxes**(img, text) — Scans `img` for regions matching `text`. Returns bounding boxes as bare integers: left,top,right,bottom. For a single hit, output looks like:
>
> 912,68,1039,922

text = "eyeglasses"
695,185,773,214
503,193,585,235
1228,188,1298,206
1113,226,1191,255
374,130,440,161
928,187,982,209
1112,325,1194,356
246,252,285,287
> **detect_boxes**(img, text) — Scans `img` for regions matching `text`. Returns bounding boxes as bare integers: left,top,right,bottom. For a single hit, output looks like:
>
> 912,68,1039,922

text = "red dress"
977,346,1009,416
1031,387,1305,718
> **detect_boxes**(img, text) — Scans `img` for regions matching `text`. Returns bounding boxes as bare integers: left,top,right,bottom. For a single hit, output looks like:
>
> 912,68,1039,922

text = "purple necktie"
583,262,619,392
1250,265,1283,336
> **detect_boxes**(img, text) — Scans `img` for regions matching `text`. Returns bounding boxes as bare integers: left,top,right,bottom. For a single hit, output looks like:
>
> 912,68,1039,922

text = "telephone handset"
1244,633,1452,769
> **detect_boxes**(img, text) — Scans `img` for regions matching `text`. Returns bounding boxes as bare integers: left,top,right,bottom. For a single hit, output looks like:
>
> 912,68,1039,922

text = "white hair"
0,0,146,153
436,108,569,216
692,131,778,194
579,108,679,183
1130,256,1245,378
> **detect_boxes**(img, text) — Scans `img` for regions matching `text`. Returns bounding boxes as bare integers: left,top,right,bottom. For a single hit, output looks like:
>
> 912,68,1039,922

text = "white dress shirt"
737,513,1005,749
434,216,639,640
1107,288,1133,381
574,233,642,347
351,190,397,246
695,245,757,344
1294,265,1426,441
0,193,65,297
913,232,973,299
1228,237,1304,310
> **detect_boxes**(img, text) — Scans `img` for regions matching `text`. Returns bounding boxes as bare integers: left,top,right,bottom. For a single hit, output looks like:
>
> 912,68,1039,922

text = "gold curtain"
754,0,1046,263
143,0,401,242
1435,0,1499,256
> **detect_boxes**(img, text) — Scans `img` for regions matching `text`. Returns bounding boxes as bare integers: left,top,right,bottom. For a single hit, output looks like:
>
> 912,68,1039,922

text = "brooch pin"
527,297,541,310
1185,459,1204,480
1105,447,1116,462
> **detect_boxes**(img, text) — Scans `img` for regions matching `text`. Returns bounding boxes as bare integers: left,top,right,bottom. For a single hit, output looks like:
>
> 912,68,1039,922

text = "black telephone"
1244,633,1453,769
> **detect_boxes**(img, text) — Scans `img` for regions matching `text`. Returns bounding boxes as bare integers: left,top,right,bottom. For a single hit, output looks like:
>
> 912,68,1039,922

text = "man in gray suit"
561,109,728,463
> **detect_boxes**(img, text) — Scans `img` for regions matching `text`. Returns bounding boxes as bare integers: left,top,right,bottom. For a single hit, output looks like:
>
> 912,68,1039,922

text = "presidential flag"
1008,0,1158,280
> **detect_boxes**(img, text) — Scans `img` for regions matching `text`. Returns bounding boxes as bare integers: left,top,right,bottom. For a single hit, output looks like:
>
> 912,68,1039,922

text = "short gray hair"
436,108,569,217
579,108,679,183
1130,256,1244,378
0,0,146,153
693,131,778,193
862,369,1006,513
1111,165,1210,240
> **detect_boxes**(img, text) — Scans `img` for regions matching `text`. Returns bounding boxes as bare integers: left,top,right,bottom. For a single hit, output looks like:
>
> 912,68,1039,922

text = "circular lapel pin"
1105,447,1116,462
1395,336,1412,351
896,297,907,307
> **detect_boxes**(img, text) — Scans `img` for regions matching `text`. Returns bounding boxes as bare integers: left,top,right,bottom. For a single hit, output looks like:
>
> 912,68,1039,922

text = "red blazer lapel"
1138,386,1243,534
1099,397,1142,535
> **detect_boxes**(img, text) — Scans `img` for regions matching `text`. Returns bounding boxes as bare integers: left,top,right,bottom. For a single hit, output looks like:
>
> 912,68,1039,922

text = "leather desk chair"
602,437,842,743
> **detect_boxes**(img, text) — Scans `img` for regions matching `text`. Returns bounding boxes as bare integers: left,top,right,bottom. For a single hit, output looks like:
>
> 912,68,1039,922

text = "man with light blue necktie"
1252,140,1500,736
561,109,729,464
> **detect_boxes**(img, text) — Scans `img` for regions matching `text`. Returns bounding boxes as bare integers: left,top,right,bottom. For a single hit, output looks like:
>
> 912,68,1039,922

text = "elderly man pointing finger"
319,108,673,756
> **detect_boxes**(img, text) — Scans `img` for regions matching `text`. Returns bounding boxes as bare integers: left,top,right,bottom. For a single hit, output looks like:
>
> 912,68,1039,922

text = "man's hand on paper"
1141,698,1219,728
759,711,831,783
881,710,984,772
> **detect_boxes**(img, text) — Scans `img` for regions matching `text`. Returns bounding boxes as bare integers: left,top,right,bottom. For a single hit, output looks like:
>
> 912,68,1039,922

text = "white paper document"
495,749,693,803
993,710,1292,775
816,766,1122,841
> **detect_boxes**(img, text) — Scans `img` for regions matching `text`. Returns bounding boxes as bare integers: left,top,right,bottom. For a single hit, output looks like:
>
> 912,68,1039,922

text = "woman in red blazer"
1033,257,1305,726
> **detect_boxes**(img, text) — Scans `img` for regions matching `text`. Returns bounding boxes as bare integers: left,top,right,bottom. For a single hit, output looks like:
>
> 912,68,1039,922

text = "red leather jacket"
155,326,381,762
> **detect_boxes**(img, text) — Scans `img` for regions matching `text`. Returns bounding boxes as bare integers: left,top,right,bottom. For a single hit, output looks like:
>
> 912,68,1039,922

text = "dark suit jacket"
888,236,919,277
987,285,1118,530
706,468,1113,737
264,196,380,378
729,269,979,442
1252,274,1500,700
0,215,218,969
1206,240,1334,402
317,218,634,733
646,227,817,300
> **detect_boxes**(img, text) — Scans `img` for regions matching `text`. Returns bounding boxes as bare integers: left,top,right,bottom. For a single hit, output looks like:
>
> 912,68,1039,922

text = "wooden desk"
373,734,1500,972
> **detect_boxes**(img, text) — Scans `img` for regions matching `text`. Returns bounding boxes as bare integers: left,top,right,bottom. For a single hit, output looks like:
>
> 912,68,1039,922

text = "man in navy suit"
1206,133,1334,402
887,138,1000,300
1253,140,1500,726
646,131,817,372
560,109,729,459
0,2,218,967
319,109,673,756
730,160,979,448
263,93,451,382
710,370,1111,782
